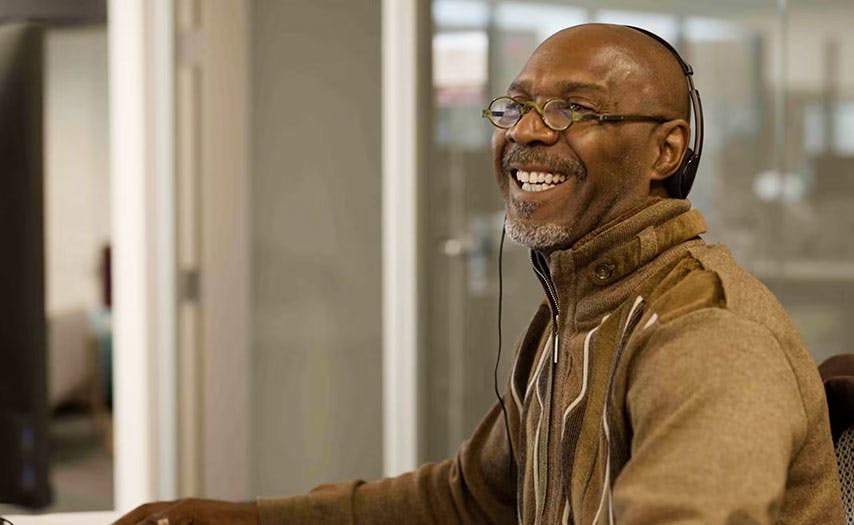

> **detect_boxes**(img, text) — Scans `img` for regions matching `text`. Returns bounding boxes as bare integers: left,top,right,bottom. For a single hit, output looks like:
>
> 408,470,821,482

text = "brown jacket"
258,199,844,524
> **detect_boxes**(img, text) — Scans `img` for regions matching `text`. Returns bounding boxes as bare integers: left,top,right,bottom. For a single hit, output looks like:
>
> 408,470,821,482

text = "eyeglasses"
481,96,669,132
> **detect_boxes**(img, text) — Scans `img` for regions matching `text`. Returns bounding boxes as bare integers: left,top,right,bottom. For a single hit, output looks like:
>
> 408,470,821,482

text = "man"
118,24,843,524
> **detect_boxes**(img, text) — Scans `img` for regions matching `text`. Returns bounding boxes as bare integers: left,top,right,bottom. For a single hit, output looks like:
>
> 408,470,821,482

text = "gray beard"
505,218,572,251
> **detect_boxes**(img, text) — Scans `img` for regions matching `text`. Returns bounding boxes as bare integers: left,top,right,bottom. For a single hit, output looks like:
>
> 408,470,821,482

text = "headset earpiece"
679,147,699,198
665,146,698,199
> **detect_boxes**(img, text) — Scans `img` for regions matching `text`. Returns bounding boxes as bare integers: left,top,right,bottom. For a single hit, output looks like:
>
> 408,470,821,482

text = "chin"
505,217,573,251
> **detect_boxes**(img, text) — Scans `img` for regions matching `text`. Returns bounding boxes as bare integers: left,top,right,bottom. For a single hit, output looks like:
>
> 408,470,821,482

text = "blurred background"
1,0,852,521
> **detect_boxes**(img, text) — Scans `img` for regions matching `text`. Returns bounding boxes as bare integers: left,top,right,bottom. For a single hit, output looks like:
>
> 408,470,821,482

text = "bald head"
531,24,690,121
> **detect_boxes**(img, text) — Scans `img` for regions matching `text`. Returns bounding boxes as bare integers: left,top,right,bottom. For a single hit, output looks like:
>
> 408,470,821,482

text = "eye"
568,102,594,113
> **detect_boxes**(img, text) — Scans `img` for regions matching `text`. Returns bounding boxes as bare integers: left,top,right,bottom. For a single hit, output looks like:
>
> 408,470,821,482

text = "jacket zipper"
530,250,562,523
531,251,561,363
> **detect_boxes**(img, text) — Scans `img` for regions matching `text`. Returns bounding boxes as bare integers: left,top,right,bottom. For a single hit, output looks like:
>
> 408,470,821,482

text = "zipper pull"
553,316,559,364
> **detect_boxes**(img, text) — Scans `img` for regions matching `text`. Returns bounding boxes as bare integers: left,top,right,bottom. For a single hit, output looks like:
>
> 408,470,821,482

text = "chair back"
836,426,854,524
819,354,854,524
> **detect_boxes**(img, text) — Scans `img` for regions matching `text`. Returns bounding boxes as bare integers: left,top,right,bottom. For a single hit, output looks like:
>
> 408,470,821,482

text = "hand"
113,498,259,525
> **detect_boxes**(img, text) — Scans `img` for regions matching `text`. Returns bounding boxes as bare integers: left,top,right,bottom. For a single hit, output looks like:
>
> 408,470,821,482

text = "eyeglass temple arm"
587,114,669,123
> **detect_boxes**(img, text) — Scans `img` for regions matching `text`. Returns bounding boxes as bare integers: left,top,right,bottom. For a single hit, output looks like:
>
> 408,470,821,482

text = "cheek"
491,131,509,193
492,130,509,181
491,131,505,163
614,129,653,168
564,133,610,185
574,131,644,186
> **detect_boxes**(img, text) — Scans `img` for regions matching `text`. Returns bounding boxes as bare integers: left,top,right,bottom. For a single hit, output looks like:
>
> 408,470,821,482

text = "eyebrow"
507,79,607,97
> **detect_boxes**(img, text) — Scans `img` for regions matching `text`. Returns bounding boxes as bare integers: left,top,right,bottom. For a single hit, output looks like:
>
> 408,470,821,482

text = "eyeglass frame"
481,95,670,132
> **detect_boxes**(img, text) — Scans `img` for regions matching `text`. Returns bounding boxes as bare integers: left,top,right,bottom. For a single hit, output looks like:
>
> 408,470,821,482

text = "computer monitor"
0,22,52,509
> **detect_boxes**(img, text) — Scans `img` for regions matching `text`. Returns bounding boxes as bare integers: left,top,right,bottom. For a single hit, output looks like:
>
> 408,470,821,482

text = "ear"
650,119,690,182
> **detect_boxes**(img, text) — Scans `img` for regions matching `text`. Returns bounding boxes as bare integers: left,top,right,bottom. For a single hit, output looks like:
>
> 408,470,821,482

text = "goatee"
505,218,572,251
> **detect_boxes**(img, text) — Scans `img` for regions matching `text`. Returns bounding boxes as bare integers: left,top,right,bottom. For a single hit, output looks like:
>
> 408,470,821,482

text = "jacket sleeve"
612,309,809,524
256,399,518,524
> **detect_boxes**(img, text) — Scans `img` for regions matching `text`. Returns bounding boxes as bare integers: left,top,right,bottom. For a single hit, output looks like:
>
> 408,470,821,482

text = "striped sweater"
257,199,844,524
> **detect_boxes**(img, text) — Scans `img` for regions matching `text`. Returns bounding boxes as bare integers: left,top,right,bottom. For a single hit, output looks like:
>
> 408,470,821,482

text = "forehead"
509,31,640,100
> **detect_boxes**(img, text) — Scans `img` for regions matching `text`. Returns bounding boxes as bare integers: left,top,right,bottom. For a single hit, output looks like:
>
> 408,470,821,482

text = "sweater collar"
534,198,707,326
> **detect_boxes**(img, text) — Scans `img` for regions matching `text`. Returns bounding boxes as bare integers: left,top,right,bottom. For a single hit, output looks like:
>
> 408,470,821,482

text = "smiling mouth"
510,169,569,192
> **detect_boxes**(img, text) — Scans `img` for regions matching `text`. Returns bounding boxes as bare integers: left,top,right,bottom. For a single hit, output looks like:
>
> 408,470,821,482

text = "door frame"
8,0,177,521
382,0,420,477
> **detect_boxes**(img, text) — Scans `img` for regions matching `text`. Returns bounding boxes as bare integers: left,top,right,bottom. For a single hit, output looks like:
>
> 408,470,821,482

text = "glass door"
420,0,854,462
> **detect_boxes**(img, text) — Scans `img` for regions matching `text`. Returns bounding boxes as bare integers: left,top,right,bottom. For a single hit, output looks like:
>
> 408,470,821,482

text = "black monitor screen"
0,22,52,509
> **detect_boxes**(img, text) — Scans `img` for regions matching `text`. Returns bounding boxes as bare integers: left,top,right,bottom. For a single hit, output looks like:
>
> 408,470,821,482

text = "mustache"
501,145,585,180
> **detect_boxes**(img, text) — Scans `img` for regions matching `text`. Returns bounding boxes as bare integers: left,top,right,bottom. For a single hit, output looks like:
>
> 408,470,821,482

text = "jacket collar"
534,198,707,328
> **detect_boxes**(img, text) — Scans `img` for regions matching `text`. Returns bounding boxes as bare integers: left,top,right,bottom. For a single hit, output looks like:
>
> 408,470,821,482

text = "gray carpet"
0,413,113,515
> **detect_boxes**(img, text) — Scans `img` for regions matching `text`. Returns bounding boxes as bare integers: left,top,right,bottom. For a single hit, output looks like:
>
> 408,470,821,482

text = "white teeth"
515,170,569,191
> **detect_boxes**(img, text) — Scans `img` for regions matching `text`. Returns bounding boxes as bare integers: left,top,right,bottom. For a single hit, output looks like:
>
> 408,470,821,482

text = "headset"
626,26,704,199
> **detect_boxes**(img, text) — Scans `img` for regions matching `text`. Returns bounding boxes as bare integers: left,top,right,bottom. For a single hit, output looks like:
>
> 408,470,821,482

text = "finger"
113,503,158,525
141,501,190,525
113,501,178,525
135,513,173,525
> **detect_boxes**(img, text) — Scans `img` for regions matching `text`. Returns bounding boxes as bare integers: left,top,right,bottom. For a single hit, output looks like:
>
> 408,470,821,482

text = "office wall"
249,0,383,496
43,26,110,405
44,26,109,328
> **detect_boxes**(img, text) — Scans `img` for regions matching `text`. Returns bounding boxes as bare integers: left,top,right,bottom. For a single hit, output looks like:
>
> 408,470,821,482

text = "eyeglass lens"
487,97,574,130
488,97,522,128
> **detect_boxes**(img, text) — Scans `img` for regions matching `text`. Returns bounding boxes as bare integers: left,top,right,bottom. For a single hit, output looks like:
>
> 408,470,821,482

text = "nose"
506,109,560,146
